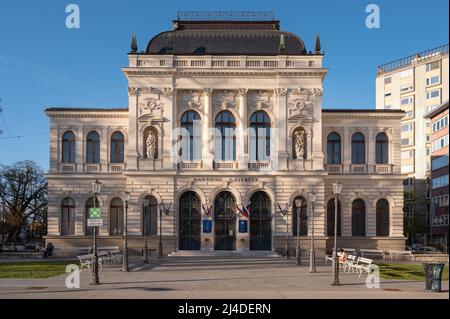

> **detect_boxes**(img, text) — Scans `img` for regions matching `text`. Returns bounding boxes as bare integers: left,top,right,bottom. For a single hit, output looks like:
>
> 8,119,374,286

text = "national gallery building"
45,14,407,256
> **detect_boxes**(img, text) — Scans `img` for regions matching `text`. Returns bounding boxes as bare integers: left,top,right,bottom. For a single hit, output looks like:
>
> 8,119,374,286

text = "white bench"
341,248,357,256
353,257,373,277
343,255,358,272
77,254,93,271
387,250,415,262
325,252,342,264
360,249,386,260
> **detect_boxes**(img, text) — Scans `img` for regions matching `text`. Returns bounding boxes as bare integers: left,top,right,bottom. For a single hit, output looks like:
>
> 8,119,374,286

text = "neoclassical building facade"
45,17,406,256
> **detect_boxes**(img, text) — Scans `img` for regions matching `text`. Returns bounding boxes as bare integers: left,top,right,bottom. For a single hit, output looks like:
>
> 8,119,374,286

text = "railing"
350,164,367,174
227,60,240,67
110,163,126,172
214,161,238,169
378,44,449,74
248,161,271,170
326,164,342,174
374,164,393,174
178,161,202,169
191,60,206,67
212,60,224,67
60,163,76,173
85,164,100,173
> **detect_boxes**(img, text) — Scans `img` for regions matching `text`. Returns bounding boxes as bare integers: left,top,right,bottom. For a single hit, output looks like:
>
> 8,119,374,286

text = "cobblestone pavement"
0,256,448,299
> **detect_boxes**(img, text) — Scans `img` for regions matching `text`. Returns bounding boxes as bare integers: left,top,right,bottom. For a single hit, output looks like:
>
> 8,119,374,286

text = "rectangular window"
401,150,414,159
400,68,413,78
384,92,392,97
426,148,430,156
432,155,449,170
426,89,440,99
384,104,392,109
426,61,440,71
427,105,439,113
400,97,414,105
426,75,440,86
400,84,413,93
426,135,431,142
431,174,449,189
405,110,414,118
384,77,391,84
401,138,412,146
432,115,449,133
401,123,413,132
431,135,449,152
401,165,414,173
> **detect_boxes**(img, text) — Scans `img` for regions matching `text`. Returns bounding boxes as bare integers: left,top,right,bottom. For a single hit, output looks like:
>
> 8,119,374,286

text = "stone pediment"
288,113,314,123
137,113,164,122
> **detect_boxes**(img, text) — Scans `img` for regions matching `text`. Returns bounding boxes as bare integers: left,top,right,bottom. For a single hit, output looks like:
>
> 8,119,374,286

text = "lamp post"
158,203,163,258
332,181,342,285
278,203,289,259
122,191,130,272
309,191,317,273
295,198,302,265
90,179,102,285
142,199,149,263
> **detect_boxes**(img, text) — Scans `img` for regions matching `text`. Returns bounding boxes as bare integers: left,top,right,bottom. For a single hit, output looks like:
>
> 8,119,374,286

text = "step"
168,250,281,257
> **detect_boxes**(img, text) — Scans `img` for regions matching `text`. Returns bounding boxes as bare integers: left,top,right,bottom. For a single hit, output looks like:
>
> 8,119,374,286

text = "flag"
277,203,284,214
244,202,251,217
202,204,212,216
161,202,172,215
236,205,244,217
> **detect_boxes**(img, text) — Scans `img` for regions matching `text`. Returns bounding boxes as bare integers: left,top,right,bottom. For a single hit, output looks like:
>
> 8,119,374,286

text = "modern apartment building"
424,100,449,252
376,44,449,243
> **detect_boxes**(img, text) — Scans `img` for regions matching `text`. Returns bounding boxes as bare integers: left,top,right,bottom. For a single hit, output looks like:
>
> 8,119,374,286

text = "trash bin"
423,262,445,292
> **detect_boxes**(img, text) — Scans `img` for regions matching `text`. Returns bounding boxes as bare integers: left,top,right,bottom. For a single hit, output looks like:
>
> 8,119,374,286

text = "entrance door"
250,191,272,250
214,192,236,250
179,192,201,250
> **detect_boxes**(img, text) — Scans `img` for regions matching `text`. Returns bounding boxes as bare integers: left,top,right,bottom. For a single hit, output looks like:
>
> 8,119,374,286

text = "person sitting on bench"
41,243,54,258
338,249,348,263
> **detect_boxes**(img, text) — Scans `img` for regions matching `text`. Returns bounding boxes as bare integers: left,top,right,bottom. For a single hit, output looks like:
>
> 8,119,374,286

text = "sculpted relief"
288,88,318,118
213,90,239,113
178,90,204,113
248,90,273,111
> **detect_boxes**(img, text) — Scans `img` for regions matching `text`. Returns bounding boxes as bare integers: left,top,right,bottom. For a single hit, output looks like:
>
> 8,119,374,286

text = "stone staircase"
168,250,281,257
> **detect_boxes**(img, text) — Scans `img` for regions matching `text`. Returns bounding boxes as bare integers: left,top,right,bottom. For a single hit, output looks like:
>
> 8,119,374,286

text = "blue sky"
0,0,448,169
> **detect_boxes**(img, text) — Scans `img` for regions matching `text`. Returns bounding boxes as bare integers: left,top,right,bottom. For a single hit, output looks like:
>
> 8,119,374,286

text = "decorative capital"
238,88,248,96
312,88,323,96
128,87,138,96
203,88,213,96
163,87,174,96
274,88,288,96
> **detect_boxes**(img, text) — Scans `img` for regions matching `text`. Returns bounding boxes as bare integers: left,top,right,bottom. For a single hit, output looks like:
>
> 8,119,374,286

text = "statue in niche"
294,130,306,159
146,130,157,159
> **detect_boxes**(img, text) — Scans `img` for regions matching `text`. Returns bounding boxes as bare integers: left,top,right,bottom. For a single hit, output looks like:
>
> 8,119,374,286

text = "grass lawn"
0,261,77,279
378,263,449,281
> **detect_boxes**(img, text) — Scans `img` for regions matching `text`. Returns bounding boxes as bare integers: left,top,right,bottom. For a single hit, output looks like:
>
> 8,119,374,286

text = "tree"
0,161,47,243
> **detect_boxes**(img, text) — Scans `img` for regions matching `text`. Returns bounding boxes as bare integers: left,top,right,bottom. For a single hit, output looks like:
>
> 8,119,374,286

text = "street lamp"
159,203,163,258
122,191,130,272
278,203,290,259
332,180,342,286
309,191,317,273
90,179,102,285
295,198,302,265
142,199,149,263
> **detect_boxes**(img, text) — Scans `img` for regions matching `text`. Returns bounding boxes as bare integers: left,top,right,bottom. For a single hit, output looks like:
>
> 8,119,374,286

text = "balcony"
109,163,126,173
177,161,202,170
59,163,76,173
214,161,238,170
84,164,101,173
374,164,393,174
350,164,367,174
326,164,343,174
248,161,271,170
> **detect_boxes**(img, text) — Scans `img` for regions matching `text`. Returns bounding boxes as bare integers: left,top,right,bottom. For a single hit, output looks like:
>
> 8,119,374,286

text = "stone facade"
45,18,407,256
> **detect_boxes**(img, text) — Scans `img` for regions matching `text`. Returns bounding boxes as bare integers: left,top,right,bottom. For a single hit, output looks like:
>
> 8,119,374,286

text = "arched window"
143,127,158,159
85,197,99,236
327,199,342,236
327,132,341,164
292,127,307,159
179,191,201,250
376,133,389,164
109,198,124,235
292,196,308,236
61,197,75,235
249,111,271,161
62,131,76,163
179,111,201,161
111,131,125,163
215,111,236,161
352,199,366,236
142,195,158,236
250,191,272,250
86,131,100,163
214,191,237,250
351,133,365,164
376,199,390,236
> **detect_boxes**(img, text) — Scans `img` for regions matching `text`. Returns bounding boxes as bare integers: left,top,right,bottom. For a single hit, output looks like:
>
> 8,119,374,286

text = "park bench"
386,250,415,262
77,254,94,271
325,251,341,264
353,257,373,277
360,249,386,260
341,248,357,256
343,255,358,272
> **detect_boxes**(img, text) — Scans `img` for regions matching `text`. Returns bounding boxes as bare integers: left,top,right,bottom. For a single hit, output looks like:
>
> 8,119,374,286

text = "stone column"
311,89,324,170
343,127,351,173
367,128,375,173
202,89,213,170
237,88,248,170
274,88,288,170
75,127,83,173
162,87,175,170
126,87,139,170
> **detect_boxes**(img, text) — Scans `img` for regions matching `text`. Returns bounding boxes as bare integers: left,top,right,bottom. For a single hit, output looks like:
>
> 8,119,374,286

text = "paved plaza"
0,256,448,299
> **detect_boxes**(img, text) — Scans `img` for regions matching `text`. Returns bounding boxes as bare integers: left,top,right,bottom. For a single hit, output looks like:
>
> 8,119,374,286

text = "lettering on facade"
192,177,259,182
